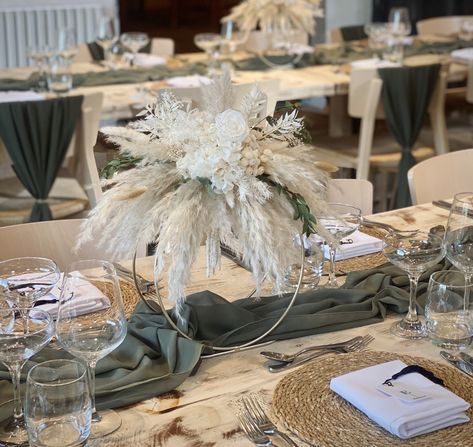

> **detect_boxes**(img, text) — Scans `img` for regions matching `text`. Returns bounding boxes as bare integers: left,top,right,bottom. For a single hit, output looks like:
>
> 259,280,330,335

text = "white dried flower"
215,109,249,145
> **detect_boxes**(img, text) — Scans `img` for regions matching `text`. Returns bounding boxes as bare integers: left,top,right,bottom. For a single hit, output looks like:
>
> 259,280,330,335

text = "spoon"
261,336,362,364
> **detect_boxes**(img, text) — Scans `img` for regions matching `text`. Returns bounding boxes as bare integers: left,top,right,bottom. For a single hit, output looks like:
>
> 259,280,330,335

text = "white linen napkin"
0,91,45,103
330,360,470,439
31,274,110,319
124,52,167,67
323,230,383,261
166,75,212,88
350,58,401,69
451,48,473,61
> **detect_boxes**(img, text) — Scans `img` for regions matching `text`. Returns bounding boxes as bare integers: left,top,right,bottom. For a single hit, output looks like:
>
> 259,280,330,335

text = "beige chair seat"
0,177,88,226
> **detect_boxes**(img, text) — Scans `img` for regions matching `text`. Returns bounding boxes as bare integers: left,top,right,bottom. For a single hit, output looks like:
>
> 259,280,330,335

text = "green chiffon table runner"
0,260,448,419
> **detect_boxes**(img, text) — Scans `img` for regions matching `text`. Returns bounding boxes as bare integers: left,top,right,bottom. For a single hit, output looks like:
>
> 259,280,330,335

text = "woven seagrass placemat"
272,351,473,447
325,227,388,275
95,280,142,319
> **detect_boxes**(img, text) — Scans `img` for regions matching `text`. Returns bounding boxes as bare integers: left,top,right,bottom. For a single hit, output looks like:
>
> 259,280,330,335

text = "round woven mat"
95,280,142,319
325,227,388,275
272,351,473,447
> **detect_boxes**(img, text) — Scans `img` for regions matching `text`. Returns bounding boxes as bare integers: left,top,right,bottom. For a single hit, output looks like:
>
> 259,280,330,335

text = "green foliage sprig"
100,153,142,179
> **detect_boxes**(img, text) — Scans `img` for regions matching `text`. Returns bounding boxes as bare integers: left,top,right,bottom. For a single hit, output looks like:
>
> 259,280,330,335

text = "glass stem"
328,243,337,287
87,361,101,422
464,273,472,313
406,274,420,322
7,362,24,423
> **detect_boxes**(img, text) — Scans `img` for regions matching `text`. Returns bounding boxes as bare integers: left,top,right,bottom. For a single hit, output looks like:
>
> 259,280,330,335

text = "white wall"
325,0,372,41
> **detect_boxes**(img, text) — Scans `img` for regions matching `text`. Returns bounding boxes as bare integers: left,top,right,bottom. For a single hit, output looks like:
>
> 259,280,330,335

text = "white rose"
215,109,249,145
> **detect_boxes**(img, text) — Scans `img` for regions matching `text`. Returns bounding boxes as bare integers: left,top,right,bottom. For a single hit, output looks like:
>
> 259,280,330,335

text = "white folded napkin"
166,75,212,88
351,58,401,69
330,360,470,439
31,274,110,319
451,48,473,61
0,91,45,103
323,230,383,261
124,52,167,67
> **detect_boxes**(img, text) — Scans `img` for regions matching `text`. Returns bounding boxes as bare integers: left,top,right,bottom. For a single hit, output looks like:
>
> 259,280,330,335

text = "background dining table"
89,201,461,447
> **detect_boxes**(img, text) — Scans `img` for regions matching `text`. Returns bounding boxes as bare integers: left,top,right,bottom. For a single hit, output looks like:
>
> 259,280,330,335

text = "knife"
459,352,473,369
440,351,473,378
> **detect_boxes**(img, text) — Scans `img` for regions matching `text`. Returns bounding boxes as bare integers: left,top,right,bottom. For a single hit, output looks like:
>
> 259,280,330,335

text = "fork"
242,394,298,447
237,409,277,446
268,334,374,372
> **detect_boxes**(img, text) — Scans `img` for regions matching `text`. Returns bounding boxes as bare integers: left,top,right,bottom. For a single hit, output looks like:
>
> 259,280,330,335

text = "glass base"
391,318,427,339
90,409,122,439
0,413,28,446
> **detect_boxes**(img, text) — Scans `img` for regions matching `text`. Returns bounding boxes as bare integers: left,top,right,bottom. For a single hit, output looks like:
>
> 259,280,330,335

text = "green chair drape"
340,25,367,42
377,64,440,208
0,96,83,221
87,41,152,61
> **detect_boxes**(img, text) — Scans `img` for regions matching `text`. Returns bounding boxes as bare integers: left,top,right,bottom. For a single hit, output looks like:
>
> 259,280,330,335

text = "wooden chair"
328,178,373,215
167,79,280,117
408,148,473,205
417,16,473,36
0,93,103,226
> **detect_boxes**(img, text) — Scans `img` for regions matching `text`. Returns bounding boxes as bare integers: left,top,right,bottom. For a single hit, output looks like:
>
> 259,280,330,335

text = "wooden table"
91,202,461,447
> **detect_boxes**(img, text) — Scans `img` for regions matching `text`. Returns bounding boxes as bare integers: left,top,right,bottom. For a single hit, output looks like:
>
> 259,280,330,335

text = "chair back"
408,148,473,205
167,79,280,117
417,16,473,36
150,38,175,57
328,179,373,215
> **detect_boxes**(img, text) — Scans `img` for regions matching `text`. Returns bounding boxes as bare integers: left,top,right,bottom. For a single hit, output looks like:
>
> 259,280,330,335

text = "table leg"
329,94,352,137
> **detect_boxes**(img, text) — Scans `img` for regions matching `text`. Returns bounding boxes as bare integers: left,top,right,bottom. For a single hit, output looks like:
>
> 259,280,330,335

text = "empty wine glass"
319,204,362,288
0,257,60,309
0,309,53,445
56,260,127,439
57,27,78,62
383,230,445,339
221,20,247,55
97,16,119,58
120,32,149,66
388,7,411,37
364,22,389,58
194,33,222,71
27,44,53,91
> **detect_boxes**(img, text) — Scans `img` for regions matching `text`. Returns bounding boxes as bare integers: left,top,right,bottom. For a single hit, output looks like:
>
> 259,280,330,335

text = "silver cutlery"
267,334,374,372
237,409,279,446
260,335,362,364
361,218,407,233
241,394,298,447
440,351,473,378
113,262,155,293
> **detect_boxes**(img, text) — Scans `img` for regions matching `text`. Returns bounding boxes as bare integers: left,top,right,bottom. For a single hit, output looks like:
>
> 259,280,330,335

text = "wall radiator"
0,4,105,68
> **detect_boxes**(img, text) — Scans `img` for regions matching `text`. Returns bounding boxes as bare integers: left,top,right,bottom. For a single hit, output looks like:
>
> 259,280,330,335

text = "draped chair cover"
0,96,83,221
377,64,441,209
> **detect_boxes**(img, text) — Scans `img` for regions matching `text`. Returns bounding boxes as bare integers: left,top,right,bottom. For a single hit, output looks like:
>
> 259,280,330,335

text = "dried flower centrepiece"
79,75,330,314
224,0,324,35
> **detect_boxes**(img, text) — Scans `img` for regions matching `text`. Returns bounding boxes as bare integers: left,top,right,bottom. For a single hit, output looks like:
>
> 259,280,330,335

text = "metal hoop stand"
132,239,306,354
257,51,304,70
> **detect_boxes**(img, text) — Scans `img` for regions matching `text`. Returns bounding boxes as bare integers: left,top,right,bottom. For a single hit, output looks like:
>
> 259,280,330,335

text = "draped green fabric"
87,41,152,61
0,259,449,420
0,96,83,221
340,25,367,42
378,64,440,209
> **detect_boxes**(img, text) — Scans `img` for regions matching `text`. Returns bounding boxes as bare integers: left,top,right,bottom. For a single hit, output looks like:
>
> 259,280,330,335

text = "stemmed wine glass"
0,309,53,445
194,33,222,72
97,16,119,59
383,230,445,339
57,27,78,62
387,7,411,62
0,258,60,309
319,204,362,288
120,32,150,66
444,192,473,310
56,260,127,439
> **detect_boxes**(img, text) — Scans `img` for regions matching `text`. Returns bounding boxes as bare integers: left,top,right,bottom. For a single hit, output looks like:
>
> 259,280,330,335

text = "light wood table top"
90,202,461,447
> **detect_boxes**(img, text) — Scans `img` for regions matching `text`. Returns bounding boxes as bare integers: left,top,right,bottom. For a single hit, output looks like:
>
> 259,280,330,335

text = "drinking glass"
0,257,60,308
319,204,362,288
27,45,52,91
460,20,473,41
97,16,119,59
221,20,247,55
0,304,15,334
383,230,445,339
284,234,324,290
56,260,127,438
0,309,53,445
47,54,73,94
57,28,78,62
388,7,411,37
120,32,150,65
194,33,222,71
25,359,92,447
364,22,389,58
425,271,473,350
